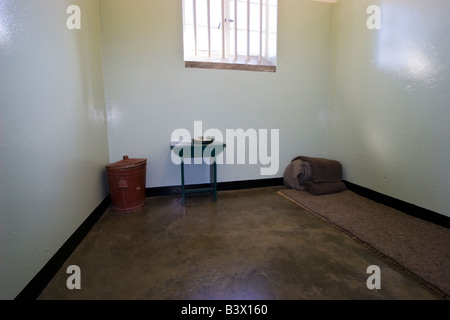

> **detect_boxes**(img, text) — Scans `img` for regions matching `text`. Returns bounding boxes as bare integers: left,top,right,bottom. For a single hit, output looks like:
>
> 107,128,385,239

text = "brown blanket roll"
287,155,346,195
283,159,312,190
292,156,343,182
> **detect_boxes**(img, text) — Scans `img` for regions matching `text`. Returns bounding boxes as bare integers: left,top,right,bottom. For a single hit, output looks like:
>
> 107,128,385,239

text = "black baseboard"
144,178,450,229
14,195,111,300
344,181,450,229
146,177,284,197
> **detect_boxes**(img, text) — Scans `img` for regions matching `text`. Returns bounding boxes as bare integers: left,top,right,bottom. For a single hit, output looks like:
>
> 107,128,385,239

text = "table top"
170,141,226,158
170,141,226,149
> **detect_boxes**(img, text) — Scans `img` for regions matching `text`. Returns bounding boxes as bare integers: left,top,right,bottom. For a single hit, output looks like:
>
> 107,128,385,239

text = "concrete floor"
38,186,444,300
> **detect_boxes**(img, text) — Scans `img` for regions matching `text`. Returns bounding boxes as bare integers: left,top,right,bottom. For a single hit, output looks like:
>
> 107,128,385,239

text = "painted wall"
0,0,110,299
98,0,334,187
328,0,450,216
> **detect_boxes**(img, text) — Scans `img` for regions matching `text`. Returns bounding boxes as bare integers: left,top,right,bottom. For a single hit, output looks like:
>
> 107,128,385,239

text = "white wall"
98,0,334,187
328,0,450,216
0,0,110,299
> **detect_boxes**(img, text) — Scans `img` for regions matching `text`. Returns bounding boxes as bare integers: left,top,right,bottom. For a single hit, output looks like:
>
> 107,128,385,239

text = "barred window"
182,0,278,72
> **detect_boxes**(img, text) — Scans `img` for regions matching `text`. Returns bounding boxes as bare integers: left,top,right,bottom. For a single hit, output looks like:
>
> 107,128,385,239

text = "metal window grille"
182,0,277,64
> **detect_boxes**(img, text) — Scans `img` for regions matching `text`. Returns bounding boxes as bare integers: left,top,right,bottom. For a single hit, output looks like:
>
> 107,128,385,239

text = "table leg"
181,160,185,206
210,158,217,202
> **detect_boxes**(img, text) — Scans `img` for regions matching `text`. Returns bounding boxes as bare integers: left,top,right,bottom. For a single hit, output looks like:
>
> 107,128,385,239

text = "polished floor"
38,186,444,300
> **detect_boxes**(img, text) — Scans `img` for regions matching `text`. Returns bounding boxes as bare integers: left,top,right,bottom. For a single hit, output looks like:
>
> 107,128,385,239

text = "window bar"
207,0,211,57
234,0,238,60
259,0,263,61
247,0,250,60
193,0,198,56
265,0,269,59
222,0,225,58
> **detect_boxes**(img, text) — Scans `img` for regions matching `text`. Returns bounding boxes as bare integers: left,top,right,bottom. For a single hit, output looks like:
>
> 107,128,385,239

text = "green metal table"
170,141,226,205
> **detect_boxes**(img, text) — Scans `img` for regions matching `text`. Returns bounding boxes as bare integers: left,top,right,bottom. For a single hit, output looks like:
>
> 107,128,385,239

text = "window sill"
185,57,276,73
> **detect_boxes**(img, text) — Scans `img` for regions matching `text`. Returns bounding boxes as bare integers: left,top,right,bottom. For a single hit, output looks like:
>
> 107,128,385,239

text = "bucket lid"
106,155,147,169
